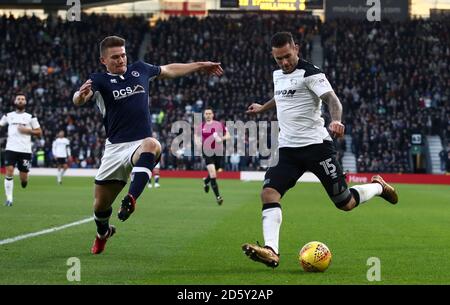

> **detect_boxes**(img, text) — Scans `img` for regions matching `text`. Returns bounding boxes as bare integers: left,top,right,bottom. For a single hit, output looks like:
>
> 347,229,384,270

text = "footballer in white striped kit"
243,32,398,268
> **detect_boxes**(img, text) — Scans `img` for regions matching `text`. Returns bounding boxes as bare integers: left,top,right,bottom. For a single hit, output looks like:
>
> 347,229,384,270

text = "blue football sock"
128,152,155,200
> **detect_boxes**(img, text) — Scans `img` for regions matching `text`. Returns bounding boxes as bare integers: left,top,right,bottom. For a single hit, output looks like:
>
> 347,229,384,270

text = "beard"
16,104,25,111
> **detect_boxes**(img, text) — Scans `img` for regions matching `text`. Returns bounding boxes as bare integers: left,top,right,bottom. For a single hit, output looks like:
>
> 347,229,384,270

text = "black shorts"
56,158,67,165
263,141,352,208
203,153,223,170
4,150,32,173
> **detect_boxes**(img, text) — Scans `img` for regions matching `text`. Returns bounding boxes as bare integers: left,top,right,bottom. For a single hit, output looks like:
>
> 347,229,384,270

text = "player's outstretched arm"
246,97,276,115
320,91,345,139
73,79,94,106
159,62,223,79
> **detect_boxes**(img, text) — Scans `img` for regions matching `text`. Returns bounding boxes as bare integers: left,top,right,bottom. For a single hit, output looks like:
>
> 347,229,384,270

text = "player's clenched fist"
328,121,345,139
79,79,93,98
246,103,263,115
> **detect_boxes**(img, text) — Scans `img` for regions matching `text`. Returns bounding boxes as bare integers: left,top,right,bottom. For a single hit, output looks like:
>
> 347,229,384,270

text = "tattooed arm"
320,91,345,138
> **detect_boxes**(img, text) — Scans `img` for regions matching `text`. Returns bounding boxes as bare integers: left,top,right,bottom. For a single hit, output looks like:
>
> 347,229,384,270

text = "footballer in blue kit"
73,36,223,254
88,60,159,144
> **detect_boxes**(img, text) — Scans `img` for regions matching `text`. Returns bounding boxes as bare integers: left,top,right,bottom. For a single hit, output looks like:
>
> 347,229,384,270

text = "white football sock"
4,177,13,202
56,169,61,182
262,207,282,254
350,183,382,204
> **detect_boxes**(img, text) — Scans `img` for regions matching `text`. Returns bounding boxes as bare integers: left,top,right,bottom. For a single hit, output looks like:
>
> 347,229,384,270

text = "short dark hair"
271,32,295,48
99,36,125,56
204,106,214,112
15,92,26,99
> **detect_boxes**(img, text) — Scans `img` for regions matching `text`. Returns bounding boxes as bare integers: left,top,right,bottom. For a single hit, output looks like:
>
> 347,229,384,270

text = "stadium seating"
322,19,450,173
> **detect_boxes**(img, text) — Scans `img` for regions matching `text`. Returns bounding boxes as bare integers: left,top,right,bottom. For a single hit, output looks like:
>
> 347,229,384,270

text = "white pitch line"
0,217,94,245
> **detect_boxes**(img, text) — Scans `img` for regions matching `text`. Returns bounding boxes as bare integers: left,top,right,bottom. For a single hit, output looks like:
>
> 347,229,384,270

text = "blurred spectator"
439,147,448,172
230,152,241,171
322,18,450,173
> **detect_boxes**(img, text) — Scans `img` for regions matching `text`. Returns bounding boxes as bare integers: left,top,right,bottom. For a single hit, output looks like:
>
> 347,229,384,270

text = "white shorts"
154,162,160,169
95,139,143,184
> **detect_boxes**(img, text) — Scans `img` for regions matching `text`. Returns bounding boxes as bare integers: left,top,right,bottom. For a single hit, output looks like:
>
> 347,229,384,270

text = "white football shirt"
273,59,334,148
52,137,71,158
0,111,40,153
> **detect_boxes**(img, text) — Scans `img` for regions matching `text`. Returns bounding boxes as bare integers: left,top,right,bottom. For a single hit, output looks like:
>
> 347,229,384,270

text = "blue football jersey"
89,61,161,144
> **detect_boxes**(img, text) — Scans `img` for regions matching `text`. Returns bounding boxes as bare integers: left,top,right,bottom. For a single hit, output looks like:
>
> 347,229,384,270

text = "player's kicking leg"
370,175,398,204
118,138,161,221
332,175,398,211
307,143,398,211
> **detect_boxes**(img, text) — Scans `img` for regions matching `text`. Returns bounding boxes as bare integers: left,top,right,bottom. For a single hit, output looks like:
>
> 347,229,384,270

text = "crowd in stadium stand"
0,13,449,173
145,14,319,170
0,13,147,168
322,19,450,173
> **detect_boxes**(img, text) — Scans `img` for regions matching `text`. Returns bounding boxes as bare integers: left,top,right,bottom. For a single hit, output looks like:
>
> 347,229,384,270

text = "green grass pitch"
0,176,449,284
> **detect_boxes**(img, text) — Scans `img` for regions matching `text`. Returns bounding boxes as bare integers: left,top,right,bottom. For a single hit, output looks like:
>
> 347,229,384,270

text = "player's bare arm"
320,91,345,138
246,97,276,115
18,126,42,137
159,62,223,79
73,79,94,106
